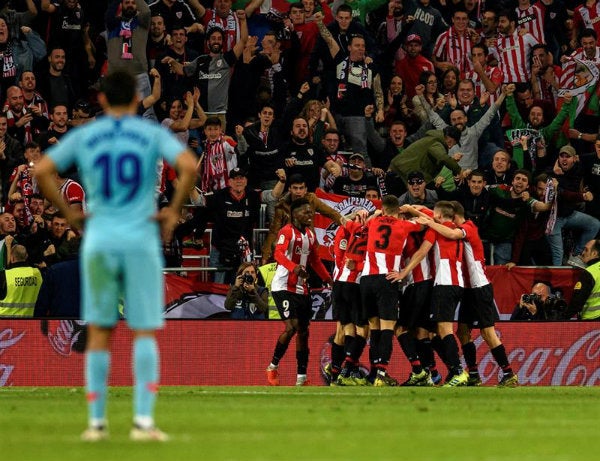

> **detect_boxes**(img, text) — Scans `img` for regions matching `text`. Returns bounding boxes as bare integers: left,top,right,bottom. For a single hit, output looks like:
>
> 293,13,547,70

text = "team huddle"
266,196,519,388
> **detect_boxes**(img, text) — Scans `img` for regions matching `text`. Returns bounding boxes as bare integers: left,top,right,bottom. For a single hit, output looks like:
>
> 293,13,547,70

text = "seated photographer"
224,262,269,320
510,282,568,321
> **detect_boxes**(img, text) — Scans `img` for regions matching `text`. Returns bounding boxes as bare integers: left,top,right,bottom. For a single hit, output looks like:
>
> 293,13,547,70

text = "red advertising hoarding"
1,320,599,387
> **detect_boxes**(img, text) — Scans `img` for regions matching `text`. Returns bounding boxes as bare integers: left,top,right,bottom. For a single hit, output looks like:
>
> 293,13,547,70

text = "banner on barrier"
164,265,581,319
1,320,599,387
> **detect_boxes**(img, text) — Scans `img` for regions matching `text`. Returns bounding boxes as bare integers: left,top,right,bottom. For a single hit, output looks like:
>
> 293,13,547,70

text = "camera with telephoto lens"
522,293,541,304
242,274,254,284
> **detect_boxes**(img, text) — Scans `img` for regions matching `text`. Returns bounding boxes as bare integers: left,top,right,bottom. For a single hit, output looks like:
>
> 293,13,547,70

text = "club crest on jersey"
322,197,377,247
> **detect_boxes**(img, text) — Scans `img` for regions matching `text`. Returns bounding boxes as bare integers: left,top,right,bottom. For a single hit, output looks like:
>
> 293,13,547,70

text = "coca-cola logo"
477,329,600,386
0,328,26,386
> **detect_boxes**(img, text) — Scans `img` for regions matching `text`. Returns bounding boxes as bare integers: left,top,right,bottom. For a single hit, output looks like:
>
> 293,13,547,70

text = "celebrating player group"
266,195,518,388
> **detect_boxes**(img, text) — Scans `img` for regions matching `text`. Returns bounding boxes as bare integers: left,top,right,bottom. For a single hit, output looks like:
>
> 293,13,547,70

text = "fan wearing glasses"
398,171,438,208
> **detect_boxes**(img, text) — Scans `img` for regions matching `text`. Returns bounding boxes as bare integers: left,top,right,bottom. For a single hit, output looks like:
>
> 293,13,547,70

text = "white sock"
134,415,154,429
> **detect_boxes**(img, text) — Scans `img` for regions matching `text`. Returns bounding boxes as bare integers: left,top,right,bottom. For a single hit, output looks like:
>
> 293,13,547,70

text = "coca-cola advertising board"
2,320,600,386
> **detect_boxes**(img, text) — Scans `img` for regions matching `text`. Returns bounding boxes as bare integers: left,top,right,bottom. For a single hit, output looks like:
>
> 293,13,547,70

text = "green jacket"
505,95,574,168
389,130,462,185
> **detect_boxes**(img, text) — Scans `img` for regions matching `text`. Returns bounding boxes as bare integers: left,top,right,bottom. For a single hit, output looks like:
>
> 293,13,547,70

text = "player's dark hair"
534,173,550,184
580,28,597,41
472,42,489,56
498,9,517,24
418,70,436,86
337,4,352,15
290,197,311,215
434,200,456,220
381,194,399,214
100,71,136,106
288,2,303,12
204,116,222,127
514,169,531,184
590,239,600,255
365,186,380,197
206,27,225,41
288,174,306,186
468,169,485,181
450,200,465,218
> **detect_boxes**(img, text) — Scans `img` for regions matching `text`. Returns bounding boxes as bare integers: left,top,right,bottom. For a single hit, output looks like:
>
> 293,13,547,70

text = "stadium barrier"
1,319,599,387
164,266,581,319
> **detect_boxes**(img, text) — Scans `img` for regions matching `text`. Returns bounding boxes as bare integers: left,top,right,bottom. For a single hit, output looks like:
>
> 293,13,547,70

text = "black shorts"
332,281,366,326
360,275,399,321
430,285,463,323
399,279,435,331
458,284,499,329
272,291,311,328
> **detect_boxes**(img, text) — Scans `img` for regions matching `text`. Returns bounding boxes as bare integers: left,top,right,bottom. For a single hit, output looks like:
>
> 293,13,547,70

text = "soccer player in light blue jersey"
35,70,196,442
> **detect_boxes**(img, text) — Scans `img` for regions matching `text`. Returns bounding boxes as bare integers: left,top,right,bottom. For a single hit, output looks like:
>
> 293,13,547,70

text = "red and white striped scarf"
201,137,229,192
544,178,558,235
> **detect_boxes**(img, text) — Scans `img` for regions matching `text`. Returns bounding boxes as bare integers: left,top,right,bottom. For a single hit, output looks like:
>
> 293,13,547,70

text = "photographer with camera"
224,262,269,320
510,282,568,321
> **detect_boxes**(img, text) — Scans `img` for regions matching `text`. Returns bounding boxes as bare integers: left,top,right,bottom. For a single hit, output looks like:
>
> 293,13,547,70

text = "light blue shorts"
81,245,164,330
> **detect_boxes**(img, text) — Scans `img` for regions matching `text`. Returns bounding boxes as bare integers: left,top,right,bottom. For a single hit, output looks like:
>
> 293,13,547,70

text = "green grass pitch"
1,386,598,461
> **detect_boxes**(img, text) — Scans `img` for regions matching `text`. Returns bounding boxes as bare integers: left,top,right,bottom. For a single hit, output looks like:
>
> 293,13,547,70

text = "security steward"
568,239,600,320
0,244,43,317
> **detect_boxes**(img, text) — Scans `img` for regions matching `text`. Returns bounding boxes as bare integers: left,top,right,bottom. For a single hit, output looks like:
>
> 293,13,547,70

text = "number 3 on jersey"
375,225,391,250
94,153,141,202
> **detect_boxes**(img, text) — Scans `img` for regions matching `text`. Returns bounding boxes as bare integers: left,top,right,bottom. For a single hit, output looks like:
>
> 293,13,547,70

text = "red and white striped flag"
313,189,380,260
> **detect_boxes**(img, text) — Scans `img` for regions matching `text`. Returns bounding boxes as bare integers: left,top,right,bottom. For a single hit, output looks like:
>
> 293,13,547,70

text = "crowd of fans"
0,0,599,318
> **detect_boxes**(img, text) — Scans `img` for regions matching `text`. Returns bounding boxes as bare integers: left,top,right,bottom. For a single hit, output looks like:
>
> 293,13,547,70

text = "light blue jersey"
47,115,186,329
47,115,185,250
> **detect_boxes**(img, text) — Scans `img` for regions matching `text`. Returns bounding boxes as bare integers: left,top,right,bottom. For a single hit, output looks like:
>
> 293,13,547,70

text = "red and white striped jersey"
202,10,240,52
559,48,600,88
333,220,367,284
459,219,489,288
424,224,464,287
272,224,331,294
516,4,545,44
574,1,600,38
59,178,86,210
433,27,473,76
497,31,538,83
402,231,433,284
465,65,504,106
362,215,421,276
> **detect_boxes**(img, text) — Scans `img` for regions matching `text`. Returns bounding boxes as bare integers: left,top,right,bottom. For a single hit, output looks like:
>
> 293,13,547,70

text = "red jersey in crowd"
516,4,545,44
465,65,503,106
272,223,331,295
362,215,421,276
573,1,600,38
395,54,434,99
333,220,367,284
433,26,473,76
202,9,240,52
424,223,464,287
497,30,538,83
459,219,489,289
